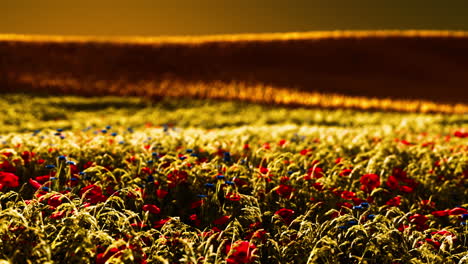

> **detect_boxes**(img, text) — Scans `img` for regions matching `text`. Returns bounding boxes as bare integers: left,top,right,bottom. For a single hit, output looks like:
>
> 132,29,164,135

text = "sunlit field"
0,94,466,264
0,31,467,264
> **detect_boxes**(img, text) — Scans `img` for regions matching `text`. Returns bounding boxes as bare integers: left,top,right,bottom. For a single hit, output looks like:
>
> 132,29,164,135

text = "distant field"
1,31,468,113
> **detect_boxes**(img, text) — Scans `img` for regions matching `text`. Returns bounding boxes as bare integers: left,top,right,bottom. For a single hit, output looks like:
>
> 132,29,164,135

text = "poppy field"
0,94,467,264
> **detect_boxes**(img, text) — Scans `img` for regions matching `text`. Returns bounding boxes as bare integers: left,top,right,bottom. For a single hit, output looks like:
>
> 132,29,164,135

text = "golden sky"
2,0,468,36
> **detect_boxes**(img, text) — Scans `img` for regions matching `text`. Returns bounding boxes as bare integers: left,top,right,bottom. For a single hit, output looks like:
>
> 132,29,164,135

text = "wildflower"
462,214,468,220
204,183,215,188
142,204,161,214
449,207,467,215
28,178,42,190
367,214,376,220
360,174,380,193
275,208,295,225
305,167,323,180
339,168,352,177
340,190,356,200
386,175,399,190
213,215,230,226
156,189,168,199
226,192,241,201
58,155,66,161
216,175,225,180
0,171,19,190
224,152,231,162
226,241,256,264
275,184,294,199
45,164,56,169
225,181,235,185
79,184,107,204
386,196,401,207
409,214,428,226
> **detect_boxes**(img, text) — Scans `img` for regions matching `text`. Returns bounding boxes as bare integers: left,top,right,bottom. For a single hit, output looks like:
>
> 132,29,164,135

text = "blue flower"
58,155,66,160
101,129,107,133
56,128,63,132
462,214,468,220
79,172,85,175
119,141,125,144
225,181,235,185
152,152,158,157
66,161,76,165
179,156,187,161
70,177,78,181
54,132,61,136
190,153,199,157
147,160,154,164
353,205,363,210
50,177,57,180
41,187,50,191
60,136,65,140
186,149,193,153
367,214,376,220
223,152,231,162
127,127,134,133
347,220,358,226
204,183,215,188
287,171,294,175
45,164,56,169
111,132,118,136
338,225,348,230
197,194,208,198
216,175,225,180
147,175,154,183
360,202,370,208
106,125,112,130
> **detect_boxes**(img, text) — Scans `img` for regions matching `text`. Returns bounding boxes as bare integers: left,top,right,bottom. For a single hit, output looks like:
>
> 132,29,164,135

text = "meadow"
0,94,466,263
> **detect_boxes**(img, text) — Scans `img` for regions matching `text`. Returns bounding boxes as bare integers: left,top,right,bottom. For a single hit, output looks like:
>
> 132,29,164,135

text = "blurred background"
2,0,468,36
1,0,468,108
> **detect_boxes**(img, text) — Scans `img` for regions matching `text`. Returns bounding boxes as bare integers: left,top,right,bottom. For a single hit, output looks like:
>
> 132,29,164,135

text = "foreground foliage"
0,95,466,263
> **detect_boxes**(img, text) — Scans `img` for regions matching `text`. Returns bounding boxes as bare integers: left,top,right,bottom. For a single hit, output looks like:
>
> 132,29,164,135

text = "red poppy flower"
50,210,66,220
190,200,204,209
226,241,256,264
153,218,171,229
399,185,414,193
142,204,161,214
360,174,380,193
409,214,428,226
276,184,294,199
79,184,107,204
340,190,356,200
305,167,323,180
448,207,467,215
0,171,19,190
213,215,230,226
47,194,63,208
226,192,241,201
28,178,42,190
339,168,352,177
275,208,295,225
312,182,324,191
386,175,399,190
454,130,468,138
278,139,287,147
0,160,16,173
156,189,169,199
386,196,401,207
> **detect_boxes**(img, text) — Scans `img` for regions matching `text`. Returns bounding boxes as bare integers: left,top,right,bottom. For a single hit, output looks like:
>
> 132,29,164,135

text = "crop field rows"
0,95,466,263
